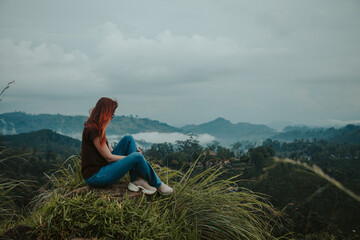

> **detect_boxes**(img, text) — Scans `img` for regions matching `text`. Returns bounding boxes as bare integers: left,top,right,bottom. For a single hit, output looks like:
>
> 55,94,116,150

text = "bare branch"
0,80,15,102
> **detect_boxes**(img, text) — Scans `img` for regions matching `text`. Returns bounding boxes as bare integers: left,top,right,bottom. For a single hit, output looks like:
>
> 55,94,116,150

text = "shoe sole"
128,182,157,195
159,189,174,195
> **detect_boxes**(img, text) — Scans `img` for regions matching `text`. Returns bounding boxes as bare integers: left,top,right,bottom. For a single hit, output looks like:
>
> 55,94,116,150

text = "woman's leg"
85,152,162,188
111,135,139,182
112,135,137,156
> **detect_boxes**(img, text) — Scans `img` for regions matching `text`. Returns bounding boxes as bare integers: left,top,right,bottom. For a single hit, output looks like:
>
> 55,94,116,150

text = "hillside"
0,129,81,158
182,117,277,145
109,115,183,135
0,112,183,137
270,124,360,144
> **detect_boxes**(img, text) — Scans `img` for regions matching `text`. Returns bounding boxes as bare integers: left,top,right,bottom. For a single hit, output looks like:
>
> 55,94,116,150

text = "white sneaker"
128,178,157,195
158,182,173,195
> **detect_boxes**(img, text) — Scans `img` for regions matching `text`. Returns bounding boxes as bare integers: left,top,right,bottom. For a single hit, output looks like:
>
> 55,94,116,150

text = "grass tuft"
273,157,360,202
28,155,283,239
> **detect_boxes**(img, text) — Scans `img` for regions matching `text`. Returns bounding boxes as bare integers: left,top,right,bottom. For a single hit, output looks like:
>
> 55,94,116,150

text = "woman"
81,97,173,195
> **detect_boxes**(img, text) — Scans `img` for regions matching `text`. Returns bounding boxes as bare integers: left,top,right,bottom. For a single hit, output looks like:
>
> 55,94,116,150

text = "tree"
248,146,275,176
145,143,174,161
231,142,242,159
217,146,233,159
175,136,203,162
206,140,220,151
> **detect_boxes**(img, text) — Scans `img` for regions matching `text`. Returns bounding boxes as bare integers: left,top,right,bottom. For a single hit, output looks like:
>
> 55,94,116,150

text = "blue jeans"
85,135,161,188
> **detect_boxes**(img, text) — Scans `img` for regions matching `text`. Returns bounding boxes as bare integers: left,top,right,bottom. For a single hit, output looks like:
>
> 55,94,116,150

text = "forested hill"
270,124,360,144
0,129,81,158
0,112,182,136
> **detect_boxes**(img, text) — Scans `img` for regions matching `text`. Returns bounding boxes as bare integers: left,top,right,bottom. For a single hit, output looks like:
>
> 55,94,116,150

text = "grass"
273,157,360,202
0,147,34,234
24,155,283,239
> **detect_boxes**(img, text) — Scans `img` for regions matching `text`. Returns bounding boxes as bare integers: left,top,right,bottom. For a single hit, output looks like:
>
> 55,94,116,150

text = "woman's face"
106,112,115,128
105,117,111,128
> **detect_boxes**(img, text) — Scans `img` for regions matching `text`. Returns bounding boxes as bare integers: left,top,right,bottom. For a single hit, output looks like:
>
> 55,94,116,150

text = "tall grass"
273,157,360,202
0,148,33,231
30,155,86,209
28,156,283,239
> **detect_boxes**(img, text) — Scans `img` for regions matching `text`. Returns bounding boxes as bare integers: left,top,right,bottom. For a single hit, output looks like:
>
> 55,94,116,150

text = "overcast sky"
0,0,359,127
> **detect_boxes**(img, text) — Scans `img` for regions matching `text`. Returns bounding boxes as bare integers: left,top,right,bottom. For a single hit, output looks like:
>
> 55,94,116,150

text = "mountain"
0,112,183,137
109,115,183,135
0,112,87,135
266,121,295,131
181,117,277,145
2,112,358,146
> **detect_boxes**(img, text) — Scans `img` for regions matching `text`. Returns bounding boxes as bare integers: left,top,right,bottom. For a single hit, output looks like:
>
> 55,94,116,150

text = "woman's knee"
123,135,135,143
129,152,145,162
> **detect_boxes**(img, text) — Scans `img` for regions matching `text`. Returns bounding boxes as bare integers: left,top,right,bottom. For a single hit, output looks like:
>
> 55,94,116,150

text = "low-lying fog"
108,132,215,146
69,131,216,147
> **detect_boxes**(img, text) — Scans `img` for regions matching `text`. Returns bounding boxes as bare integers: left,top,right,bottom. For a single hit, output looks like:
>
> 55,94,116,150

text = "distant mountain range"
0,112,181,136
182,117,276,145
1,112,359,146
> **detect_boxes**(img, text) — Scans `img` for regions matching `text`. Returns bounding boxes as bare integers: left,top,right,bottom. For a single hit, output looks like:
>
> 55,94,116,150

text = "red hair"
85,97,118,145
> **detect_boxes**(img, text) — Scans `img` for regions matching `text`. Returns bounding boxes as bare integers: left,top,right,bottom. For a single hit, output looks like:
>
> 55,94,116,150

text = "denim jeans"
85,135,161,188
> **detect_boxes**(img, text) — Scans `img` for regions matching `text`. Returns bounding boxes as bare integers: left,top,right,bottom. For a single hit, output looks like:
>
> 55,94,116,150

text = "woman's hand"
106,141,113,152
137,147,143,154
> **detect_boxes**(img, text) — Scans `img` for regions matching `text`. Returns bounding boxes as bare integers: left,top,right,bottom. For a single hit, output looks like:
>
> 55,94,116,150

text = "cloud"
94,22,289,89
1,23,286,99
1,4,360,126
96,23,243,85
0,38,99,97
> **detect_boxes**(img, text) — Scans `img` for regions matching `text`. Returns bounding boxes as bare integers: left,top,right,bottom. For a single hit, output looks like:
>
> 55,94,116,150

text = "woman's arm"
93,137,125,162
106,140,113,152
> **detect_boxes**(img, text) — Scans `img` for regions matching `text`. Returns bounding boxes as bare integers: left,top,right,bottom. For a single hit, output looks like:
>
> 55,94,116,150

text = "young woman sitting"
81,97,173,195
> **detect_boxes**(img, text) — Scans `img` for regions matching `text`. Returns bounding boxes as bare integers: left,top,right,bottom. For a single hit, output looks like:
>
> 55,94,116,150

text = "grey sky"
0,0,359,127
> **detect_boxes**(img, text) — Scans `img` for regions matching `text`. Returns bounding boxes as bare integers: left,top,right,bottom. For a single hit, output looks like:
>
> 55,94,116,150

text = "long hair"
85,97,118,145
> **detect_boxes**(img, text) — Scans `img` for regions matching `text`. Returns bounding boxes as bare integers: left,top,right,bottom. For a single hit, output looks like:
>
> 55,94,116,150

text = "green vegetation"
271,124,360,144
1,129,81,160
245,143,360,239
1,156,283,239
0,131,81,225
145,138,360,239
1,116,360,239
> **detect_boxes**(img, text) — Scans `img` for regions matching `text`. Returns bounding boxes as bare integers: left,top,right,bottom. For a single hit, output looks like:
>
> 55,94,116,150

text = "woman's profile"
81,97,173,195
